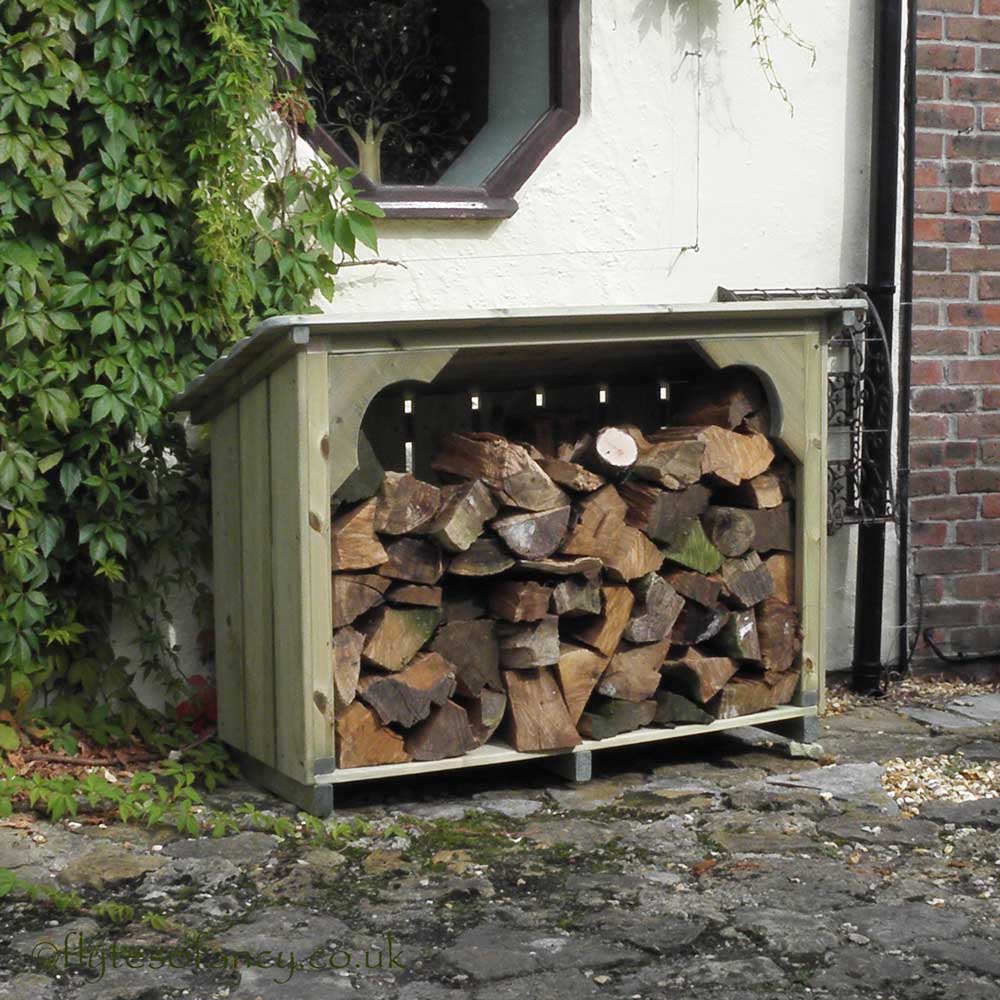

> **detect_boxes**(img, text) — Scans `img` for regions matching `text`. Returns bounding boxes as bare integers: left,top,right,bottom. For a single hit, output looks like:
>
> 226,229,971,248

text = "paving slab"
945,693,1000,723
900,706,984,730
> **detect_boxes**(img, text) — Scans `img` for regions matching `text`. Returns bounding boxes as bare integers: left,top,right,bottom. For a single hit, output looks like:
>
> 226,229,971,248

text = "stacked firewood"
330,374,802,768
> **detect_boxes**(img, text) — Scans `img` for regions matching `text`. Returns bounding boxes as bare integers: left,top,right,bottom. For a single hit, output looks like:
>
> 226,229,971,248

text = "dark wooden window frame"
300,0,581,220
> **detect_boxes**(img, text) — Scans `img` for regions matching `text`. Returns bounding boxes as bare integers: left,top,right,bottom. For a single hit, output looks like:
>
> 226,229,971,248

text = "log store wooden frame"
171,300,865,815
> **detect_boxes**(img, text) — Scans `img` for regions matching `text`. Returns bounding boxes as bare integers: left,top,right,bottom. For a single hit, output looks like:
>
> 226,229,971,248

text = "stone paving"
1,688,999,999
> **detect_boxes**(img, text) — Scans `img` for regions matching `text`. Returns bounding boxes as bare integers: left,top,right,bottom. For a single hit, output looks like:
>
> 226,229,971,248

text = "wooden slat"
210,404,245,750
239,381,276,765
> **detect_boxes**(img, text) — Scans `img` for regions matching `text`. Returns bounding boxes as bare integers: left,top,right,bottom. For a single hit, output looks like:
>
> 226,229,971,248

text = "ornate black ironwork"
717,286,896,535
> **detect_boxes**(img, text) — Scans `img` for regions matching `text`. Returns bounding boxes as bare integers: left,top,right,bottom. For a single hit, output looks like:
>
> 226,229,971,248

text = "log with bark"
755,598,801,672
335,701,410,768
551,577,603,617
503,667,582,751
561,502,663,582
620,482,712,543
489,580,552,623
653,690,714,725
492,506,571,560
624,573,684,643
378,537,446,585
597,638,671,702
447,537,516,577
650,427,774,486
555,643,609,724
566,584,635,656
332,572,392,628
356,651,457,727
710,608,761,661
660,646,739,703
701,506,756,558
429,619,502,696
427,480,499,553
660,518,723,575
539,458,606,493
583,426,639,480
746,502,794,553
578,698,657,739
332,626,365,709
386,583,443,607
720,551,775,608
497,614,561,668
461,688,508,746
404,700,478,761
330,498,388,572
360,606,441,672
671,368,770,433
374,472,441,535
764,553,795,604
663,569,722,608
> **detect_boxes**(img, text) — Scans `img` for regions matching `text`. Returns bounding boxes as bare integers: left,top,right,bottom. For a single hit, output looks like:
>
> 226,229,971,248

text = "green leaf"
347,213,378,252
59,463,82,499
0,725,19,752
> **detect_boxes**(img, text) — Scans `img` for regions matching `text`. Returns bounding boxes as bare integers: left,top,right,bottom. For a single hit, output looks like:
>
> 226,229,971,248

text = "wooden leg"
230,747,335,817
539,750,592,783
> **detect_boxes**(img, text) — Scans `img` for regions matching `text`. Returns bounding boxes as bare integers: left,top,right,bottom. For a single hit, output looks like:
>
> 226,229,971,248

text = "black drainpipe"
852,0,906,693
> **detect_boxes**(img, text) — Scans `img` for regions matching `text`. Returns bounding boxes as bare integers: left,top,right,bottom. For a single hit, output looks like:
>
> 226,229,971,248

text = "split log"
624,573,684,643
561,503,663,582
653,690,714,725
746,502,794,553
461,688,508,746
765,667,800,705
448,538,516,577
597,638,671,702
671,602,728,645
429,619,502,696
330,498,388,571
721,552,775,608
360,606,441,672
377,537,446,585
440,583,488,621
663,569,722,608
631,438,705,489
583,426,638,479
710,609,761,661
489,580,552,623
764,553,795,604
721,472,784,510
374,472,441,535
620,482,712,543
701,507,756,558
671,368,770,433
756,598,801,672
708,674,781,720
332,626,364,709
332,573,392,628
497,614,560,668
404,700,478,761
502,667,582,751
539,458,606,493
432,432,569,511
660,518,723,575
492,505,571,560
386,583,442,607
576,484,627,520
650,427,774,486
566,584,635,656
661,646,739,703
356,652,456,727
517,555,603,578
578,698,657,739
771,459,796,500
335,701,409,769
551,577,603,617
426,480,499,553
555,644,609,724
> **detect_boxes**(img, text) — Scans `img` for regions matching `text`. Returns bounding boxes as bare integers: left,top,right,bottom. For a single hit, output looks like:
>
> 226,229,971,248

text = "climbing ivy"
0,0,379,742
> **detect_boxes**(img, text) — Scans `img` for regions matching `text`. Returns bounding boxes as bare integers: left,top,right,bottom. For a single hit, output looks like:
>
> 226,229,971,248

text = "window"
298,0,580,218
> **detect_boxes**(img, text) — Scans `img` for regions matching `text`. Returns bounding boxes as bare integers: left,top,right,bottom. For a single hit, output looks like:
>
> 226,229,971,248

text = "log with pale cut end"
765,667,800,705
597,638,671,702
377,536,445,585
578,698,657,739
431,432,569,512
539,458,606,493
653,690,715,725
502,667,582,751
492,505,571,560
386,583,443,607
671,602,728,645
374,472,441,535
763,553,795,604
663,569,722,608
360,606,441,672
721,551,775,608
489,580,552,623
430,619,501,696
624,573,684,644
566,584,635,656
497,614,560,668
756,598,801,672
660,518,723,575
671,368,770,433
650,426,774,486
440,583,488,622
551,577,602,617
661,646,739,703
620,482,712,543
426,480,499,553
746,502,794,553
404,700,478,761
561,503,663,582
356,652,457,727
555,643,609,724
447,538,516,577
701,506,756,558
335,701,410,769
517,555,603,578
332,572,392,628
330,498,388,572
583,426,639,480
721,472,784,510
461,688,508,746
710,608,761,661
576,483,627,519
332,626,365,710
631,438,705,489
708,673,781,719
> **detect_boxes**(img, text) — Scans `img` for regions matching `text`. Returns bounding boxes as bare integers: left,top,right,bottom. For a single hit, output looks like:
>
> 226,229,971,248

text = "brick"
950,76,1000,101
936,625,1000,650
952,189,1000,214
918,13,943,38
947,303,1000,324
922,602,981,627
912,360,946,384
917,0,973,11
948,359,1000,383
919,43,975,70
986,0,1000,13
912,522,949,547
982,331,1000,353
910,414,950,439
917,73,945,99
911,441,978,467
982,47,1000,72
985,388,1000,408
908,469,952,496
911,495,978,520
951,247,1000,270
980,220,1000,243
956,573,1000,601
917,102,976,130
914,273,969,298
957,468,1000,492
978,164,1000,186
916,131,944,157
979,276,1000,300
916,162,943,187
912,328,970,354
912,387,975,412
915,189,948,214
912,302,941,326
984,494,1000,517
982,440,1000,462
914,218,971,242
957,413,1000,436
984,106,1000,131
956,521,1000,545
946,161,973,186
913,245,948,270
946,16,1000,42
916,546,982,575
949,133,1000,159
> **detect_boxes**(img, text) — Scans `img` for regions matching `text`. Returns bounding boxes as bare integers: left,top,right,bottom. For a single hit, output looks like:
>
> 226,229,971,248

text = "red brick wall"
912,0,1000,658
